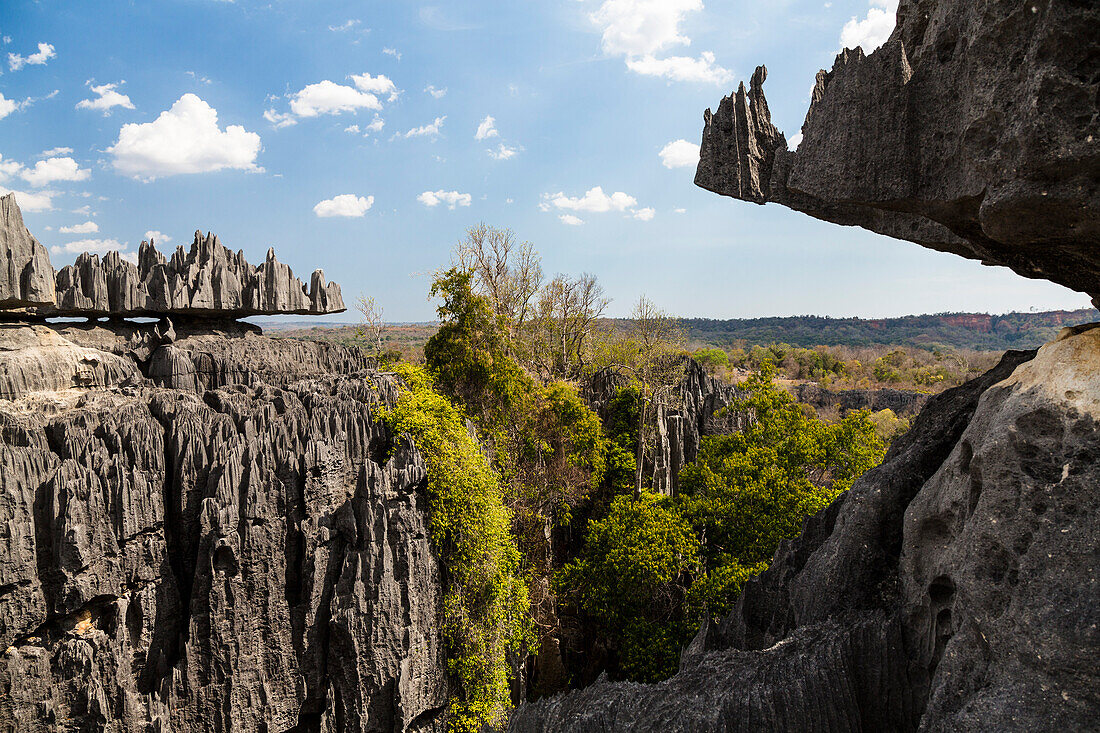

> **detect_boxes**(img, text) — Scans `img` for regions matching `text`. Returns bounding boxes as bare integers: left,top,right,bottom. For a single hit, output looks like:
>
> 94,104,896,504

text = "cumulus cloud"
788,132,804,150
263,109,297,128
382,47,402,61
351,72,400,101
144,229,171,243
0,154,23,181
545,186,637,213
0,93,17,120
8,42,55,71
417,190,471,209
488,143,519,160
76,81,135,114
659,139,699,168
365,115,385,134
289,80,382,117
590,0,730,84
425,84,447,99
401,116,446,138
50,238,125,256
559,214,584,226
59,220,98,234
108,94,262,180
591,0,700,57
39,146,73,157
21,157,90,186
626,52,732,84
633,207,656,221
0,188,54,212
313,193,374,217
840,0,898,52
475,115,498,140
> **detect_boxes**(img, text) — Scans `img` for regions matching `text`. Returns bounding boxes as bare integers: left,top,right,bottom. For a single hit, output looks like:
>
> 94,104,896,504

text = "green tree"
556,491,698,682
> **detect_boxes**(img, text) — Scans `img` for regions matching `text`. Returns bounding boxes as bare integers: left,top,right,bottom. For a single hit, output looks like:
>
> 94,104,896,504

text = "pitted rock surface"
0,326,446,732
0,194,56,310
695,0,1100,301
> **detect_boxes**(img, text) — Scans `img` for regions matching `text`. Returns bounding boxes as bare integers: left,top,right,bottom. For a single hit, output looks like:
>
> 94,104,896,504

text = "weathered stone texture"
0,327,446,732
0,193,346,318
0,194,56,310
696,0,1100,301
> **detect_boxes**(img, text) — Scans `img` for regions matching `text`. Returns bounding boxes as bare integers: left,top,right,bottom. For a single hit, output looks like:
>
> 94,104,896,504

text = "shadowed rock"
0,194,56,310
695,0,1100,302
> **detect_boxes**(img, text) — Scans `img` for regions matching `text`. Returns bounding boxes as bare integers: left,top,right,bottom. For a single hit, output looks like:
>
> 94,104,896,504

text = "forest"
347,225,893,730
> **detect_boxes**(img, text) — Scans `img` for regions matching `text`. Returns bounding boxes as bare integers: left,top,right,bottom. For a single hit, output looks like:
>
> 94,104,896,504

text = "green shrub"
380,363,534,732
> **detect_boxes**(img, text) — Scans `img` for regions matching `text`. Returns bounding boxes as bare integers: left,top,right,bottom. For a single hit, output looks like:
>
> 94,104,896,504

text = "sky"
0,0,1091,322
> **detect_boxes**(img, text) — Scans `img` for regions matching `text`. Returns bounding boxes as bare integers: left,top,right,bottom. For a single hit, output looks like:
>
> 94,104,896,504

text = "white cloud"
546,186,637,213
633,207,655,221
120,251,138,264
21,157,90,186
0,188,55,212
488,143,519,160
344,124,360,133
417,190,471,209
788,132,804,150
59,220,98,234
76,81,135,114
39,146,73,157
351,72,400,101
425,84,447,99
313,193,374,217
589,0,730,85
674,207,687,213
401,116,446,138
71,204,92,216
263,109,297,128
186,70,213,85
626,52,732,84
0,93,17,120
591,0,699,57
364,115,385,133
50,238,124,256
328,19,361,32
8,42,55,71
108,94,262,180
144,229,171,243
559,214,584,226
0,154,23,181
290,80,382,117
475,115,498,140
659,139,699,168
840,0,898,52
382,47,402,61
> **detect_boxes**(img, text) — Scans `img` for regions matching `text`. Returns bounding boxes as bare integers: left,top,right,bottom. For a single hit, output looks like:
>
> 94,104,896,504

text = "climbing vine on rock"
379,363,534,732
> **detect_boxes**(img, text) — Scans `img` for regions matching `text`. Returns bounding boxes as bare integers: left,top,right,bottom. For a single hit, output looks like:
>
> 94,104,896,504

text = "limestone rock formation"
0,194,56,310
584,359,746,496
0,193,346,319
695,1,1100,302
509,328,1100,730
0,325,446,731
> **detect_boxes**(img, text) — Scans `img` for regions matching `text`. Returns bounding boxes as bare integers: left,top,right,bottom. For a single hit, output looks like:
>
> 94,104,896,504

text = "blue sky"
0,0,1091,321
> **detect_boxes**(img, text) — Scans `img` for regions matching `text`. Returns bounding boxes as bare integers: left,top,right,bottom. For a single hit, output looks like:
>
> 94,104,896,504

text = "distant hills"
676,309,1099,351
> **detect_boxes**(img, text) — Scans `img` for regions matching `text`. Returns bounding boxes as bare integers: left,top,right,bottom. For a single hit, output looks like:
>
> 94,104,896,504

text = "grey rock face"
695,0,1100,301
790,383,929,417
0,193,346,318
0,194,56,310
510,326,1100,731
0,325,446,732
584,359,746,496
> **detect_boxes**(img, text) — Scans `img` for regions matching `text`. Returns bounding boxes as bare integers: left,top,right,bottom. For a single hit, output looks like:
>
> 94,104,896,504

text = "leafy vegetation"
380,363,533,732
351,224,898,706
559,365,886,681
